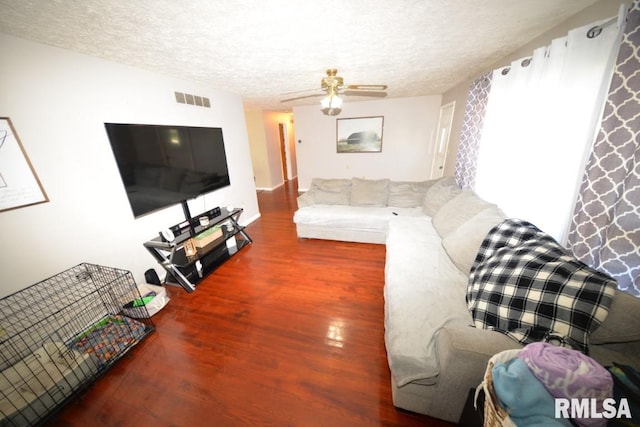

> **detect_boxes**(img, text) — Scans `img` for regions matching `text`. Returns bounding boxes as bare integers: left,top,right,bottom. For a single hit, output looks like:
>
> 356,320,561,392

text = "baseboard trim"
256,181,285,192
240,212,261,226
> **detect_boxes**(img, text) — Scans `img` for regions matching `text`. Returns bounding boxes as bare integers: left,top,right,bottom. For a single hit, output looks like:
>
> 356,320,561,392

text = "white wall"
0,34,259,297
294,96,442,190
245,110,270,187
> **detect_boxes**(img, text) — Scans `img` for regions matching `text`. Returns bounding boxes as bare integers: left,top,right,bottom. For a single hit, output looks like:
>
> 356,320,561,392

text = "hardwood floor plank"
48,180,454,427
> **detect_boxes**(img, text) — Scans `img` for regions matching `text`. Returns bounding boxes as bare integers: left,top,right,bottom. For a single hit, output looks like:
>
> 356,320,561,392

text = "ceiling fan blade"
279,88,322,96
281,93,325,102
343,90,388,98
346,84,388,91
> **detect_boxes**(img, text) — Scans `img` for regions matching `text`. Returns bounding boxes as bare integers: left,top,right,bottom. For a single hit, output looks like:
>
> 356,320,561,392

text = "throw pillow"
309,178,351,205
388,180,437,208
350,178,389,207
311,178,351,192
441,206,506,275
422,176,461,216
432,190,497,238
313,189,351,205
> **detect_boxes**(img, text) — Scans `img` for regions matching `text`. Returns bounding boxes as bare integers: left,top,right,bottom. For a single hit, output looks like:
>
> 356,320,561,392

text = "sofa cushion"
311,178,351,205
590,290,640,344
296,192,315,209
312,178,351,192
388,180,436,208
385,216,470,387
432,190,497,238
441,206,506,275
314,189,351,205
350,178,389,207
294,204,423,234
422,177,461,216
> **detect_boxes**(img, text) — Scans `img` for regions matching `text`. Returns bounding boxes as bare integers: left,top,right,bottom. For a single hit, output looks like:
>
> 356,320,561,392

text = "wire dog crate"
0,263,155,426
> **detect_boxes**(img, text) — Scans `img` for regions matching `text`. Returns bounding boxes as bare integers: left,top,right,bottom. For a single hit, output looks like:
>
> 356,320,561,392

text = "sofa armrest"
297,192,315,208
395,324,521,422
435,323,520,385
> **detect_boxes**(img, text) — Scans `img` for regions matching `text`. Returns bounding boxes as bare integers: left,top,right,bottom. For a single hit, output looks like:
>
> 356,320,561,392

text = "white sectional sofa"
294,177,640,422
294,177,432,244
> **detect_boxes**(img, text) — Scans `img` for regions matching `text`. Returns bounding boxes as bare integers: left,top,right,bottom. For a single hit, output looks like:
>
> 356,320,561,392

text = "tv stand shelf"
143,207,252,292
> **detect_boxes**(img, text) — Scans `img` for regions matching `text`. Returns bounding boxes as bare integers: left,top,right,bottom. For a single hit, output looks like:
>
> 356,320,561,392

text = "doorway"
278,119,297,182
279,123,288,181
431,101,455,179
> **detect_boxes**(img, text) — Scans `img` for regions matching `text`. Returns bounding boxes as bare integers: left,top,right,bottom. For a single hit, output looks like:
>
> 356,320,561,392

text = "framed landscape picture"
0,117,49,212
336,116,384,153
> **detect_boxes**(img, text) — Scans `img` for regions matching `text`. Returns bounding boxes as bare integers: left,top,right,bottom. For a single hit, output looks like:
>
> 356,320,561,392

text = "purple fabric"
520,342,613,427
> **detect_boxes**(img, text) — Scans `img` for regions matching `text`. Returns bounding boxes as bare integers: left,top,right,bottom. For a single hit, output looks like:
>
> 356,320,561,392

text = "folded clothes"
520,342,613,427
492,358,572,427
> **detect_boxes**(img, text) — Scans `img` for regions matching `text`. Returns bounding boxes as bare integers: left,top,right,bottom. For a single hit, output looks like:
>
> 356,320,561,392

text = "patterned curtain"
568,0,640,295
454,72,492,189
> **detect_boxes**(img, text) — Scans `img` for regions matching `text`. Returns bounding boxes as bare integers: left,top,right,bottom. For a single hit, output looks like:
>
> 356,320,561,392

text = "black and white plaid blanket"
467,218,616,353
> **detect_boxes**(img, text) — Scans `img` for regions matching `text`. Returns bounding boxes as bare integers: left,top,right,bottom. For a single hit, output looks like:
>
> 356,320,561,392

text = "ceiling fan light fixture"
320,94,342,116
281,69,385,114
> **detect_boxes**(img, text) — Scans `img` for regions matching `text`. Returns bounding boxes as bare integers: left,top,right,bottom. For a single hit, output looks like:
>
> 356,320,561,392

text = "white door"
430,102,455,179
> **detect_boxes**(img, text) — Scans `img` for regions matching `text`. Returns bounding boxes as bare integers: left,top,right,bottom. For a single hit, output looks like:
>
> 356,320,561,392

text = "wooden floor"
49,180,453,427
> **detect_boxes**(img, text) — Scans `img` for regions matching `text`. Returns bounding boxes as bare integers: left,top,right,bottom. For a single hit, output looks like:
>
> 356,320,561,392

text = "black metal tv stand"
143,207,252,292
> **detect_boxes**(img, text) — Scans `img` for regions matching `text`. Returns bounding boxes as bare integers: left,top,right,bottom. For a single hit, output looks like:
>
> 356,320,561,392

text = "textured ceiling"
0,0,599,111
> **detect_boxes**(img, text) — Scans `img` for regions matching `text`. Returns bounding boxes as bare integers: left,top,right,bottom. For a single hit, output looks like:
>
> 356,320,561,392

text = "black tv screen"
105,123,231,218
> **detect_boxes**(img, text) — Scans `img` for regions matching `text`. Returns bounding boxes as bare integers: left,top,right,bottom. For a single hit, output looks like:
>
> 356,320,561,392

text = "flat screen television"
105,123,231,218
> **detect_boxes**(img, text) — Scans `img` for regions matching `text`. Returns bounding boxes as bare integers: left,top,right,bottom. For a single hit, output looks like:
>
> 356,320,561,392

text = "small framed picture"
336,116,384,153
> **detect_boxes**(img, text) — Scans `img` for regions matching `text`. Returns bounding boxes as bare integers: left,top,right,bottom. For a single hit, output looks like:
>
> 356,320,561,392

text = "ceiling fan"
281,69,387,115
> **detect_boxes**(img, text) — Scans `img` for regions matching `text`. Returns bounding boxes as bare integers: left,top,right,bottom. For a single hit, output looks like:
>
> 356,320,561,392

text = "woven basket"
475,349,521,427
